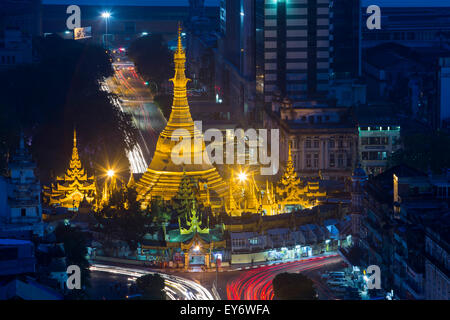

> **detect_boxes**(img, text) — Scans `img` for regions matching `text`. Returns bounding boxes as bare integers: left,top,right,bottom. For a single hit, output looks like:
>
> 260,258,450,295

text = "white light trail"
89,264,215,300
101,77,148,174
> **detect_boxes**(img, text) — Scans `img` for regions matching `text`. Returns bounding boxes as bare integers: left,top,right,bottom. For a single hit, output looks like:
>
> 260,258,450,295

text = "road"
89,264,215,300
226,255,342,300
103,56,167,173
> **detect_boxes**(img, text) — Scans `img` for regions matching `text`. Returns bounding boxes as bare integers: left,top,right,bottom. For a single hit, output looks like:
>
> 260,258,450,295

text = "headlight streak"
89,264,214,300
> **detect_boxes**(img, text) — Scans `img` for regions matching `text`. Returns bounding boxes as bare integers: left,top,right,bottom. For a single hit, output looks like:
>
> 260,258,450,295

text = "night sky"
42,0,450,7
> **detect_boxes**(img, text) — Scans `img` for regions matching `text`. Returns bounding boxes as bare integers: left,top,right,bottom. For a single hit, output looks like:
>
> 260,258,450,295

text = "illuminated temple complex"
43,129,97,210
135,26,227,208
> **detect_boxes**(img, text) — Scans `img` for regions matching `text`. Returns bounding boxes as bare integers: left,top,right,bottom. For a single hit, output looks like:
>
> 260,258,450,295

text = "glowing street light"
101,11,111,49
237,171,248,183
194,245,200,252
107,169,115,178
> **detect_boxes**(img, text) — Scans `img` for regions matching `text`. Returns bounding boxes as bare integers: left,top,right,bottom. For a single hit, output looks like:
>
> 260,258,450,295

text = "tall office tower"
263,0,332,103
330,0,361,78
216,0,259,122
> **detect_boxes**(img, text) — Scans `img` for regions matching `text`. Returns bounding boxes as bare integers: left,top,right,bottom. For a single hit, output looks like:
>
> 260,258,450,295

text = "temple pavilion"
136,26,227,208
43,129,97,210
141,197,226,269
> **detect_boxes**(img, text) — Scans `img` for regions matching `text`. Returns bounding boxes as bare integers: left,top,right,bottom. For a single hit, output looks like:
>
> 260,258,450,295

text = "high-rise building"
262,0,332,103
330,0,361,79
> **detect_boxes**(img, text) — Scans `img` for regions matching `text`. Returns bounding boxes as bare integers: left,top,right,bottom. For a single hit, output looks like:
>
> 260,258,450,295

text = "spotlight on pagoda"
107,169,115,178
237,171,248,183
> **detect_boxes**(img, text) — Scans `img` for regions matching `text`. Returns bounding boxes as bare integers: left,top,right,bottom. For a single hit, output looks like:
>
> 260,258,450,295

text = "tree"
54,223,91,299
127,34,172,95
172,173,197,220
136,274,166,300
96,187,151,252
272,273,317,300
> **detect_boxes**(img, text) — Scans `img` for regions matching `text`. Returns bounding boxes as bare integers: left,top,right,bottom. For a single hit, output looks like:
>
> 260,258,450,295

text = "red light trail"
226,255,340,300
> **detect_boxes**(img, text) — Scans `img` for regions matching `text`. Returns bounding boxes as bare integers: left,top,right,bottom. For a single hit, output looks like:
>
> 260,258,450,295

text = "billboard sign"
74,26,92,40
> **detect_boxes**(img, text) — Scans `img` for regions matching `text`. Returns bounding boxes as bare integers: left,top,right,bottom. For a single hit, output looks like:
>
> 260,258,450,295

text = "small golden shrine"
43,129,97,209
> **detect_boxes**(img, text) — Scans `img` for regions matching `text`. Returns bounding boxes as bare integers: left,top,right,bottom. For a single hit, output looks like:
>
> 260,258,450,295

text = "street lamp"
101,11,111,49
237,171,248,183
107,169,115,178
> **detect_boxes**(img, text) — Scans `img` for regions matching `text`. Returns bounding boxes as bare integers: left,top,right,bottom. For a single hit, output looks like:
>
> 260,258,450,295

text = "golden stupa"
43,129,97,209
136,25,227,207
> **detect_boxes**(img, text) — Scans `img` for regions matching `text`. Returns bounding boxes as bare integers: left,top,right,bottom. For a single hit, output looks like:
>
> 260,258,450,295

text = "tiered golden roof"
43,129,97,209
275,144,326,209
136,25,227,207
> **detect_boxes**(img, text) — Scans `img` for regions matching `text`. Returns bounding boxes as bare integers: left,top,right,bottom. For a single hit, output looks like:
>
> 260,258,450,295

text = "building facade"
424,224,449,300
263,0,331,103
265,98,358,181
0,135,43,238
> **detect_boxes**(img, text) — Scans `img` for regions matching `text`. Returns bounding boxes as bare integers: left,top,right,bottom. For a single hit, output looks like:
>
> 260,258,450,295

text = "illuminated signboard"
74,26,92,40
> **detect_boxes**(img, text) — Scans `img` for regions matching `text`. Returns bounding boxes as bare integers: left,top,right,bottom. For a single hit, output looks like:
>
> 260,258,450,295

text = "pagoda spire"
135,23,227,207
163,23,194,134
70,128,81,169
278,142,301,189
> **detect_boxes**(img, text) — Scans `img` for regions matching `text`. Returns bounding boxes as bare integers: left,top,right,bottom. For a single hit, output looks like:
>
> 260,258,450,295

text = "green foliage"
96,187,151,252
272,272,317,300
0,35,139,182
172,173,197,220
127,34,172,95
389,130,450,173
135,274,166,300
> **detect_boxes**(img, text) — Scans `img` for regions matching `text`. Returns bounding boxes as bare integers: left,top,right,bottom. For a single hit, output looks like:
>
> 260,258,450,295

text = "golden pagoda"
275,144,326,211
43,129,97,209
136,25,227,207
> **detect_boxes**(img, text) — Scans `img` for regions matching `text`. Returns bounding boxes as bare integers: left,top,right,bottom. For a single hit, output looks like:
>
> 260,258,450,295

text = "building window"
338,154,344,167
329,139,335,148
313,140,319,148
306,154,312,168
313,153,319,168
347,155,352,167
362,152,368,160
305,140,311,148
21,208,26,217
330,153,335,167
361,137,368,145
338,139,344,148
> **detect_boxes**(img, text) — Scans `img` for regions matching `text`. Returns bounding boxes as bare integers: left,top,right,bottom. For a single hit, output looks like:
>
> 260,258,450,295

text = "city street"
89,264,215,300
163,255,345,300
103,55,167,173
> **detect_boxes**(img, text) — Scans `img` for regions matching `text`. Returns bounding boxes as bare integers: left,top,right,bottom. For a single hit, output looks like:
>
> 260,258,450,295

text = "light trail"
90,264,215,300
101,65,149,174
226,255,340,300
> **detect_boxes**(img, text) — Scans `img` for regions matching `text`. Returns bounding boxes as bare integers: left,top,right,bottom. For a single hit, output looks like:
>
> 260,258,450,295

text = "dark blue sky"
42,0,450,7
43,0,220,6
